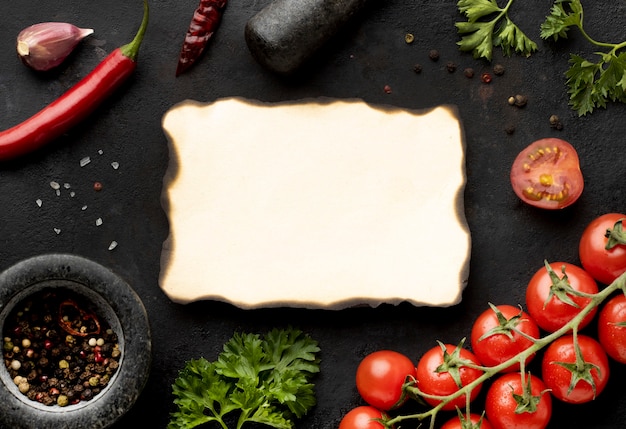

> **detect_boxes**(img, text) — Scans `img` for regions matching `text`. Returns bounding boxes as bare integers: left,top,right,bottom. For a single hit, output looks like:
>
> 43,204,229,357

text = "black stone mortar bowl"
0,254,151,429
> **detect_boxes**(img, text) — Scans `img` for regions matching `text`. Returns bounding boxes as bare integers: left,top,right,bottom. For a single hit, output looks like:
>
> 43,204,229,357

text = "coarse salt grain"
108,241,118,251
54,228,61,234
80,157,91,167
50,181,60,190
36,199,42,207
95,218,103,226
111,162,119,170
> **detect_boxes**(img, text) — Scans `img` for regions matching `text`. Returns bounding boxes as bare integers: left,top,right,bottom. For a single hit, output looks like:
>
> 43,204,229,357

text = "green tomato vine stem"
385,270,626,429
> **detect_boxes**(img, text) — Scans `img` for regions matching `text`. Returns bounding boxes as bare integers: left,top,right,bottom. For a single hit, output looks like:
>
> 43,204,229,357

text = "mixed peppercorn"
2,288,121,407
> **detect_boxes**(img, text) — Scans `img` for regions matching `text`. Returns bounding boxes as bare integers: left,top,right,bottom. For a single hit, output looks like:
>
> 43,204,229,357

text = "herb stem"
574,7,626,53
386,271,626,428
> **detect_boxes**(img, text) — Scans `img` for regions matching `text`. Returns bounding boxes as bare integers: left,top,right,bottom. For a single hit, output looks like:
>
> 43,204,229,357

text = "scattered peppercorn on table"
1,1,626,428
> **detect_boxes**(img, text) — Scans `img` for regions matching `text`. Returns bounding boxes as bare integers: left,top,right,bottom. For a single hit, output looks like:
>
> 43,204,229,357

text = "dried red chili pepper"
58,299,101,337
0,0,149,161
176,0,228,76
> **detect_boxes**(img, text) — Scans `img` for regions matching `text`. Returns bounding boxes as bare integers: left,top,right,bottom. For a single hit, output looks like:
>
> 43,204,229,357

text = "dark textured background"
1,0,626,427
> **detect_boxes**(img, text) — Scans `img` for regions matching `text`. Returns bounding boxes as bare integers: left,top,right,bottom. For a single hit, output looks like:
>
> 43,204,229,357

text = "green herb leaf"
456,21,497,60
168,358,238,429
495,18,538,58
541,0,626,115
169,328,320,429
457,0,501,22
540,0,583,41
566,53,606,116
456,0,537,60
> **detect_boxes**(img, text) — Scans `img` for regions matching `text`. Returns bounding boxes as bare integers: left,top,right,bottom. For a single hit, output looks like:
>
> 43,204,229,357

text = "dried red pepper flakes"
176,0,228,76
58,299,101,337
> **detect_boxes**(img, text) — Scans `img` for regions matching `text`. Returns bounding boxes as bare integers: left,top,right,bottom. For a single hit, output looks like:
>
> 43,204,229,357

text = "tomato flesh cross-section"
510,138,584,209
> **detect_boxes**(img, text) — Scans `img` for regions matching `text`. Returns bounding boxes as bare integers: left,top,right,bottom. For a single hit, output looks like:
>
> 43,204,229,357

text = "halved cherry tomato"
485,372,552,429
355,350,416,411
470,304,540,372
579,213,626,285
440,413,493,429
415,342,483,411
339,406,389,429
525,261,598,332
597,294,626,364
541,334,609,404
510,138,583,209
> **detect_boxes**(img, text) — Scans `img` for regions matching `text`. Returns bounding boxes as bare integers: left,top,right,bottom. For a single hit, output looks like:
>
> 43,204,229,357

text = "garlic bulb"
16,22,94,71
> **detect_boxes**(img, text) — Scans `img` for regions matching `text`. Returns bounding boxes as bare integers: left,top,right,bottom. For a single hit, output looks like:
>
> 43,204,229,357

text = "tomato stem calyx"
478,303,525,342
605,219,626,250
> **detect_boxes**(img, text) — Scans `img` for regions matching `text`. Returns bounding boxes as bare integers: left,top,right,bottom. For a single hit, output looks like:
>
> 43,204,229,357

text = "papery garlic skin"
17,22,94,71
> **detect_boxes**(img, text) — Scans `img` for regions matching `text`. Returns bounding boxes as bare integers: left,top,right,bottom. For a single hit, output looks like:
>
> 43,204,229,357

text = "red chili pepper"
176,0,227,76
0,0,149,161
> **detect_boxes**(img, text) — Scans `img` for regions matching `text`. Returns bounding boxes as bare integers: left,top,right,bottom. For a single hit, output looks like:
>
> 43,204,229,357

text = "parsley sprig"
541,0,626,115
456,0,538,61
168,328,320,429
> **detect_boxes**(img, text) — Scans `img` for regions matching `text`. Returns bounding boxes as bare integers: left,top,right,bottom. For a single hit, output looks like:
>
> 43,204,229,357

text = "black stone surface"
245,0,370,75
1,1,626,428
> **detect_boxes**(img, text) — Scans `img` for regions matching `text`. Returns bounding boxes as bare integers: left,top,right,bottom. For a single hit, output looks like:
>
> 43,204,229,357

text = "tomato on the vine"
541,334,610,404
510,137,583,210
598,294,626,363
440,413,493,429
415,341,483,411
355,350,416,411
525,261,598,332
339,406,389,429
579,213,626,285
485,372,552,429
470,304,540,372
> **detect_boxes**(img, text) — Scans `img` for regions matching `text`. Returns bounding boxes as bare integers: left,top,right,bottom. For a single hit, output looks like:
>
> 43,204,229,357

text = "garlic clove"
16,22,94,71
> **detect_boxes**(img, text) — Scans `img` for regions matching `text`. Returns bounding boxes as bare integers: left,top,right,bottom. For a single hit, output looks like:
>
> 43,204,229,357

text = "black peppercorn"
493,64,505,75
3,288,121,407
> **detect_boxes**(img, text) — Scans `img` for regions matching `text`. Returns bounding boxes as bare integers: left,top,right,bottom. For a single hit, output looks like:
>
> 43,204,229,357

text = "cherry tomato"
510,138,583,209
598,294,626,363
355,350,416,411
415,342,483,411
579,213,626,285
525,261,598,332
470,304,540,372
339,406,388,429
440,413,493,429
541,334,610,404
485,372,552,429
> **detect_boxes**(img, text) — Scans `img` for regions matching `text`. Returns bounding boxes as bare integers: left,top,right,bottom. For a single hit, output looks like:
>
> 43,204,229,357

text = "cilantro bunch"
541,0,626,116
168,328,321,429
456,0,538,61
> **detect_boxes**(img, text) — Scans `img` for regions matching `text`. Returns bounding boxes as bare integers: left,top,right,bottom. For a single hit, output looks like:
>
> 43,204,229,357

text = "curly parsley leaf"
169,358,238,429
540,0,583,40
456,0,537,60
168,328,320,429
541,0,626,115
